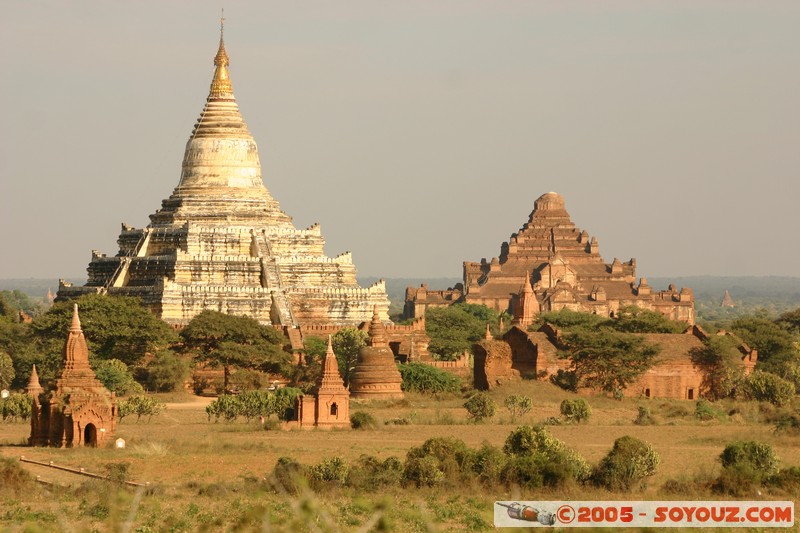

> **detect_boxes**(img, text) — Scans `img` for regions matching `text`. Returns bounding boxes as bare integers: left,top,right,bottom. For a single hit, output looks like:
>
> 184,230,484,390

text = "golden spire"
210,10,233,98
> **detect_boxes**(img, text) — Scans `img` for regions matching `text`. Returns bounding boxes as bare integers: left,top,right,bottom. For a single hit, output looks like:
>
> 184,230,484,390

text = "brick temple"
58,26,390,327
406,192,695,325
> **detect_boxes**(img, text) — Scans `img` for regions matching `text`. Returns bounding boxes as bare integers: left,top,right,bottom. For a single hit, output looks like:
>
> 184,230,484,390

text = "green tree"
0,393,32,422
0,351,14,390
560,398,592,423
613,306,686,334
504,394,532,423
290,336,327,391
777,307,800,334
559,329,660,398
145,350,190,392
117,395,165,422
180,310,290,393
29,294,177,368
332,328,368,386
398,362,461,394
730,316,798,372
463,392,496,421
426,304,501,360
689,335,746,400
535,308,608,332
591,436,660,491
741,371,795,407
94,358,143,396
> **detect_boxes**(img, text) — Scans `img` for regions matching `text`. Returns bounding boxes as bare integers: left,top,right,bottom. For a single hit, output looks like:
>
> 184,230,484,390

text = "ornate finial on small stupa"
210,10,233,98
26,365,43,396
521,271,533,294
70,304,82,332
367,305,388,347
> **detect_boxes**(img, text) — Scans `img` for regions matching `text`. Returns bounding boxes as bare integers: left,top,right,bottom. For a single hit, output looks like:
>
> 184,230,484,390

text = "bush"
774,412,800,434
0,457,34,495
694,399,725,421
560,398,591,423
719,441,779,476
271,457,305,495
766,466,800,494
309,456,349,485
117,395,165,422
503,425,590,482
205,394,242,422
504,395,532,422
94,359,143,396
592,436,660,491
350,411,377,430
0,392,32,422
463,393,496,421
403,456,445,487
741,371,795,407
472,444,507,485
549,369,579,392
145,350,189,392
346,455,403,490
398,362,461,394
714,440,780,496
634,406,656,425
405,437,475,486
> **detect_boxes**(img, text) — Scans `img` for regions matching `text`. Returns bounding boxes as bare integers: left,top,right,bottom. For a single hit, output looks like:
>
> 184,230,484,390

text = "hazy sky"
1,1,798,283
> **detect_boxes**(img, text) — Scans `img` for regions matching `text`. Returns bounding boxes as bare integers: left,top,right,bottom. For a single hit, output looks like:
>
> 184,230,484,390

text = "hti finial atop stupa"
367,305,389,348
318,336,346,393
210,10,233,98
26,365,43,397
63,304,91,371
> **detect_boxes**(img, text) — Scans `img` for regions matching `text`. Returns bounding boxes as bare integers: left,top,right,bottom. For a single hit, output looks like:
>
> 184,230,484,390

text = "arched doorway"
84,423,97,447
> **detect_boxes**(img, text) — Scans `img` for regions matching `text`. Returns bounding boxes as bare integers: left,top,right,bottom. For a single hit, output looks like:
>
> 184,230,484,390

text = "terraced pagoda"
58,25,390,327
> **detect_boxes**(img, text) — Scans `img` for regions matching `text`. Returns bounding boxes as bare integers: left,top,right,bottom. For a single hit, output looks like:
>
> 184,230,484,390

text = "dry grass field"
1,380,798,532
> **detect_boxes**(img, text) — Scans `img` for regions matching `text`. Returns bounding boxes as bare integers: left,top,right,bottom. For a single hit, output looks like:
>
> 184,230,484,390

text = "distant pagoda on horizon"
58,22,390,327
721,290,736,308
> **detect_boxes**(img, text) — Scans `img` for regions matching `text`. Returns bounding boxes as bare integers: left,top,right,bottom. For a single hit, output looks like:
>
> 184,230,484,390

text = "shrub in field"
274,387,303,421
350,411,377,430
403,456,445,487
503,425,590,482
714,441,781,495
634,406,656,425
271,457,306,495
236,390,276,422
398,362,461,394
741,371,795,407
591,436,660,491
346,455,403,490
719,441,780,475
145,350,189,392
549,369,579,392
504,394,532,423
205,394,241,422
472,444,507,485
117,395,165,422
309,456,349,485
766,466,800,495
0,457,33,495
463,393,496,421
559,398,591,423
694,399,725,421
405,437,474,486
774,412,800,434
0,392,32,422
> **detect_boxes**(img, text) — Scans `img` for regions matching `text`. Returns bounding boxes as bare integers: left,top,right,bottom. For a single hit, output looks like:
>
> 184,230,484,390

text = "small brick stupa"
297,336,350,429
30,305,117,447
349,307,404,399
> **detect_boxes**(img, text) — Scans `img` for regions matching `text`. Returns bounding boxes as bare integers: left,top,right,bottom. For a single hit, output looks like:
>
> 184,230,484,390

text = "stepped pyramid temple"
58,26,390,327
30,305,117,447
405,192,695,325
